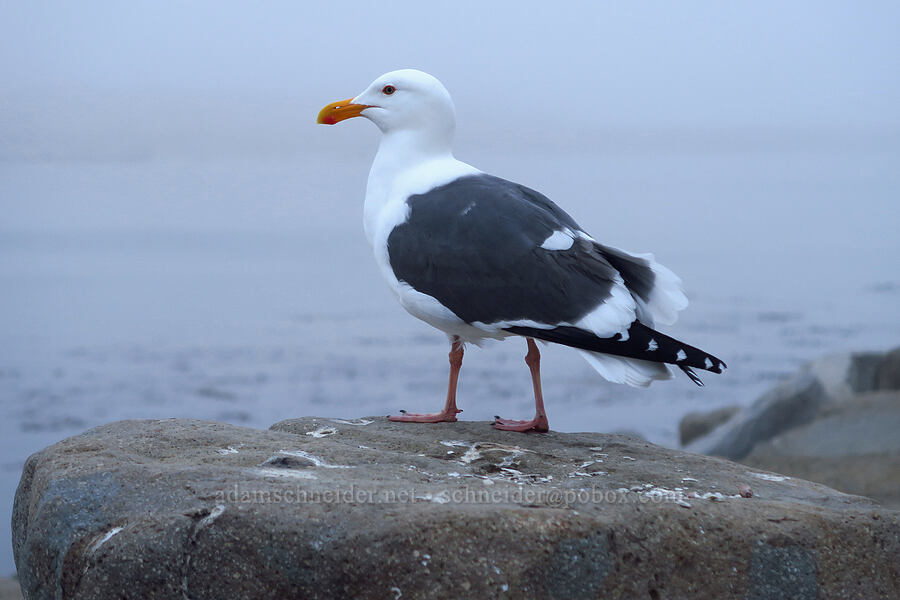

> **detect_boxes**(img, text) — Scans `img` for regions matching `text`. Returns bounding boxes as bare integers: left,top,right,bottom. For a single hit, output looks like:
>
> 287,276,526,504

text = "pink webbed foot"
388,408,462,424
390,338,465,425
493,414,549,433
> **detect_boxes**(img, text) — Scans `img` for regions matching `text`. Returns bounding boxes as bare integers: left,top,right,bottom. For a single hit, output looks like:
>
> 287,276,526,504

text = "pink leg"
494,338,550,433
389,337,464,423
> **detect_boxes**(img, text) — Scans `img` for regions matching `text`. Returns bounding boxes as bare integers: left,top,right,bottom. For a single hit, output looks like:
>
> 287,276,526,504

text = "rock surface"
13,418,900,599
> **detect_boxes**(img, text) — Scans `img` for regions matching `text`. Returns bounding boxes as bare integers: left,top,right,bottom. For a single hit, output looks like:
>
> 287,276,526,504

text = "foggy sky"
2,1,898,142
1,1,899,232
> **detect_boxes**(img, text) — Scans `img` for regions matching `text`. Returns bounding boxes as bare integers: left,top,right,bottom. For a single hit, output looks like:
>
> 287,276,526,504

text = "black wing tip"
507,324,729,376
680,366,705,387
708,357,727,374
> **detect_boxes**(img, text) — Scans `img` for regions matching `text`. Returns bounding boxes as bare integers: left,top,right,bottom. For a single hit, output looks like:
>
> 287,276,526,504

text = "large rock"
743,390,900,510
13,418,900,599
805,350,889,399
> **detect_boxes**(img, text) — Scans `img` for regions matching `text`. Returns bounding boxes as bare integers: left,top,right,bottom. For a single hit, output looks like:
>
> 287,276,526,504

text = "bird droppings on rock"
496,467,553,485
278,449,353,469
196,504,226,529
439,440,533,468
330,418,374,426
87,525,124,555
748,472,788,482
305,426,338,438
251,467,317,480
628,485,742,507
416,492,451,504
567,460,608,479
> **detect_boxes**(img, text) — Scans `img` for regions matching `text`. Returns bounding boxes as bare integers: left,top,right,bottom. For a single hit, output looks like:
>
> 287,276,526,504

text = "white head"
318,69,456,146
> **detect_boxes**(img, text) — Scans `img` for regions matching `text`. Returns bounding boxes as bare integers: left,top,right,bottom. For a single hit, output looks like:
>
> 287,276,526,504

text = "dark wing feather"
388,174,622,325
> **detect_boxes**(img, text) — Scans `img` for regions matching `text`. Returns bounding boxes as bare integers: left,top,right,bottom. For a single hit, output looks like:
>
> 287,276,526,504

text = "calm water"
1,141,898,573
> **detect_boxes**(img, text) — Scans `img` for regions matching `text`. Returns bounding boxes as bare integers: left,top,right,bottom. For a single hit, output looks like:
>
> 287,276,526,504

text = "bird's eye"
382,85,396,95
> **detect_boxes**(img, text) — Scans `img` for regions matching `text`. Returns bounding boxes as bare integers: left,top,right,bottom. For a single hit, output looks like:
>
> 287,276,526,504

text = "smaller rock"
679,405,739,446
687,372,827,459
806,350,887,400
875,347,900,391
0,577,23,600
686,347,900,461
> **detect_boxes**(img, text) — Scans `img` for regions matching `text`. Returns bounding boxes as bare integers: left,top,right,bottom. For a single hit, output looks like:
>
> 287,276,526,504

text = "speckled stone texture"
13,418,900,599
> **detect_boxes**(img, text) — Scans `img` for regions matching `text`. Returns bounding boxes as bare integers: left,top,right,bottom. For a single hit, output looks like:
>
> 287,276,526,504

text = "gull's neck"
364,127,476,244
372,128,453,173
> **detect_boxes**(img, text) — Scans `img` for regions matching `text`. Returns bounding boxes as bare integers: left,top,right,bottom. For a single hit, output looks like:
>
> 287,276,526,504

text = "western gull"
317,69,725,433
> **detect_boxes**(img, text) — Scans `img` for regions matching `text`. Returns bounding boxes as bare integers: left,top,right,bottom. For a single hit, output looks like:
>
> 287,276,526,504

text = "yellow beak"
317,98,369,124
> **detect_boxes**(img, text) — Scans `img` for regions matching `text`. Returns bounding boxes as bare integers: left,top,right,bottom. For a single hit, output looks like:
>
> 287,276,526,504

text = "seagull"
317,69,725,432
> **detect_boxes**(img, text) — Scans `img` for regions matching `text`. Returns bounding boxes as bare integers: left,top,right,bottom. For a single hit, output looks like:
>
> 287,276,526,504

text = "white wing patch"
647,338,658,351
473,274,636,342
573,274,637,338
676,349,687,362
539,228,575,251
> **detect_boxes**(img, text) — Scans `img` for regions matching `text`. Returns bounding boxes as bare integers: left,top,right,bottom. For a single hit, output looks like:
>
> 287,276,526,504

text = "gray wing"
387,174,654,325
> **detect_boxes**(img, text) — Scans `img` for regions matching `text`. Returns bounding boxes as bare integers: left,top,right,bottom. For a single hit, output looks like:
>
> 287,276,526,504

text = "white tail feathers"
578,350,673,387
617,249,688,327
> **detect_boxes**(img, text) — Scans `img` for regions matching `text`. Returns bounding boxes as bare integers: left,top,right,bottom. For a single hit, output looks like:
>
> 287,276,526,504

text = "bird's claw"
493,415,549,433
388,408,460,423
